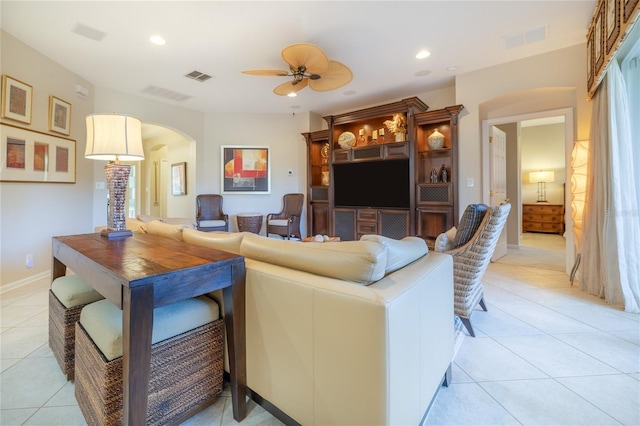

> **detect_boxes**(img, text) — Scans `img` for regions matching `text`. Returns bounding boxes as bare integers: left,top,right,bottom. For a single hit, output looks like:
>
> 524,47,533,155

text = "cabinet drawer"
357,209,377,221
523,204,563,215
523,214,563,223
357,221,377,234
523,221,563,233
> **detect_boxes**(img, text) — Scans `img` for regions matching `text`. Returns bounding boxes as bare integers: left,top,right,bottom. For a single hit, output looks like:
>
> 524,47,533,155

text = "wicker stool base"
75,318,225,426
48,290,88,380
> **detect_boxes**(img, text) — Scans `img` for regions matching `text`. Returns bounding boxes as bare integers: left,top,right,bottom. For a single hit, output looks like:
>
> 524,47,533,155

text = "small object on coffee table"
302,235,340,242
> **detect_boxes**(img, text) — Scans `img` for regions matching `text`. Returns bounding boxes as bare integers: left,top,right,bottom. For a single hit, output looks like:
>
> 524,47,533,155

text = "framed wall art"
171,162,187,195
1,123,76,183
221,145,270,194
1,75,33,124
48,96,72,135
606,0,621,55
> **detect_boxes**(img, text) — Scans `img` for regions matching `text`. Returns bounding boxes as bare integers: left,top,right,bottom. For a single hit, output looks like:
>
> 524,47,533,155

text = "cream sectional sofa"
140,221,454,425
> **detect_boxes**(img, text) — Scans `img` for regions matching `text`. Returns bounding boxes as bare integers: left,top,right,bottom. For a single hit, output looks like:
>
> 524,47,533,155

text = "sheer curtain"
580,59,640,313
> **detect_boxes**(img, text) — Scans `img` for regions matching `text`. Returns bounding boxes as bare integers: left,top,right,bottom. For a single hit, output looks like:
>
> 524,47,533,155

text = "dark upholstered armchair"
196,194,229,232
266,193,304,239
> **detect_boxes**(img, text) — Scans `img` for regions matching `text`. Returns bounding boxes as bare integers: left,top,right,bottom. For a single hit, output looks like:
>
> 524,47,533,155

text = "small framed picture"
171,162,187,195
1,75,33,124
48,96,72,135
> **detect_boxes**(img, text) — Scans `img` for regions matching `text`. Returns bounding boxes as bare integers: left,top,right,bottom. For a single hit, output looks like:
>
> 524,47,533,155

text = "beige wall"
0,31,94,287
456,44,590,216
521,123,566,205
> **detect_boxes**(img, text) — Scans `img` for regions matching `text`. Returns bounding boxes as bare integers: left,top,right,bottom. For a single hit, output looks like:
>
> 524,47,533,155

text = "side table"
237,213,263,234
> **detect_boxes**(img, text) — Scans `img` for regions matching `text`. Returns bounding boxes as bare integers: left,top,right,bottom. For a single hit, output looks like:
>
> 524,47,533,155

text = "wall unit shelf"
303,99,464,241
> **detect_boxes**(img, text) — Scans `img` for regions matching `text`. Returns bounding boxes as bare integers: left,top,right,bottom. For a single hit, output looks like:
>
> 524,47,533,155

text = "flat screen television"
333,159,410,209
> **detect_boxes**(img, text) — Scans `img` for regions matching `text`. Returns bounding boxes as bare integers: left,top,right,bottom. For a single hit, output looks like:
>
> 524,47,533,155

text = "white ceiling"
1,1,596,117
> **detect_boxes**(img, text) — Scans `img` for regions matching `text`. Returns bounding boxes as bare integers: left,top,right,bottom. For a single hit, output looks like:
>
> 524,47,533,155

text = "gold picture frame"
1,122,76,183
1,75,33,124
171,162,187,195
624,0,640,23
48,96,72,135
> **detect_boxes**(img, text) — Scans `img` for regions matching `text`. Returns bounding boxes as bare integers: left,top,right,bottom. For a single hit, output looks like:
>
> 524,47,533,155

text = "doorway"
482,107,574,275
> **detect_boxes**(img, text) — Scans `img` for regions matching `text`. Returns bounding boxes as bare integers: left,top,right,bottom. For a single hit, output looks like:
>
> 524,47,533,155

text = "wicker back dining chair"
266,193,304,239
196,194,229,232
442,202,511,337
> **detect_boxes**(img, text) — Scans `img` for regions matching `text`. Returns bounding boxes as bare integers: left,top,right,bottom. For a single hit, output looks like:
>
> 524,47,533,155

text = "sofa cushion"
163,217,196,228
434,226,457,252
198,220,227,228
360,235,428,274
51,274,103,308
240,234,387,284
137,214,164,223
79,296,219,361
453,204,488,248
144,220,187,241
182,228,248,255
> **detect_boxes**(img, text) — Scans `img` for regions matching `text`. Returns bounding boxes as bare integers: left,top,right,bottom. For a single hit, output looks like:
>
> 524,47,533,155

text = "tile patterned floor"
1,234,638,425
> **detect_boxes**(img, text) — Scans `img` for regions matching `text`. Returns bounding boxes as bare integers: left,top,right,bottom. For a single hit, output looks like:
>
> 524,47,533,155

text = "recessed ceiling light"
416,50,431,59
150,35,166,45
414,70,431,77
287,92,297,98
446,66,457,72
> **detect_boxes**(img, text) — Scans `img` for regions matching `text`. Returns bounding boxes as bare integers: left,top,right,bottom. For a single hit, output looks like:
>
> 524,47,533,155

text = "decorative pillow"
434,226,457,252
137,214,164,223
144,220,186,241
360,234,428,274
240,233,387,285
182,228,248,255
163,217,196,228
453,204,489,248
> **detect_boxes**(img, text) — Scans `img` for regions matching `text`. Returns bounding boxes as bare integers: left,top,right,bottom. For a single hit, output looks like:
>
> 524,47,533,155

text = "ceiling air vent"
71,23,107,41
185,71,213,82
141,85,191,102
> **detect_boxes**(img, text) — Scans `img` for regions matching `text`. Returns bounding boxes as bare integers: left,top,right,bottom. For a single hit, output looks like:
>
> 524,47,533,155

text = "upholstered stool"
49,274,104,380
74,295,224,426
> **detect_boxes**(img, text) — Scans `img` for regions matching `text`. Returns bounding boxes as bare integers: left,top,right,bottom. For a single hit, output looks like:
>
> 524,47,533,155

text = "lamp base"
100,228,133,239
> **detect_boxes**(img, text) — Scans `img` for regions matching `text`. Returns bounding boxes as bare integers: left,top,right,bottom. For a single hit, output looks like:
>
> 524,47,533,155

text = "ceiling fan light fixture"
287,92,297,97
416,50,431,59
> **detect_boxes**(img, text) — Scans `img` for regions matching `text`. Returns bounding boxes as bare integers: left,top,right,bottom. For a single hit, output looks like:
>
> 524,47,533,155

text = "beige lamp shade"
85,114,144,161
529,170,555,183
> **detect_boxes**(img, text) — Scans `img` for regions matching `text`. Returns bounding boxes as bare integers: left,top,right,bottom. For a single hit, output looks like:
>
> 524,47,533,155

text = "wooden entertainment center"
303,97,464,241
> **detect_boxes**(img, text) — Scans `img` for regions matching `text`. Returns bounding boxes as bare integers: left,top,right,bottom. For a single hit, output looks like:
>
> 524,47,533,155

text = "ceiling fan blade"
309,60,353,92
242,69,290,76
273,78,309,96
281,43,329,75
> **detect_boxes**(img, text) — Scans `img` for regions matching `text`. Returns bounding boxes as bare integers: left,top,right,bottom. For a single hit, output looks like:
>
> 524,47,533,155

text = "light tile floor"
1,234,638,425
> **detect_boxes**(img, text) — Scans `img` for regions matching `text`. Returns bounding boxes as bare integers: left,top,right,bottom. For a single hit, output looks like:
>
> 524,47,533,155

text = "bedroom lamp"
85,114,144,239
529,170,554,203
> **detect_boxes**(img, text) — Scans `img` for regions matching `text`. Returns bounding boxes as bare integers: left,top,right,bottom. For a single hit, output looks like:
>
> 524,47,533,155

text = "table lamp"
529,170,555,203
85,114,144,239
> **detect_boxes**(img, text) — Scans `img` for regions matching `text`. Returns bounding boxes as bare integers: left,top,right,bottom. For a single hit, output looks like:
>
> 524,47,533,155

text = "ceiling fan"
242,43,353,96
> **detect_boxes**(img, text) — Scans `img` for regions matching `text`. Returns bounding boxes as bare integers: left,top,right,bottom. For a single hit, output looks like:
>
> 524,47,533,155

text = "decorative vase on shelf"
321,171,330,186
428,129,445,149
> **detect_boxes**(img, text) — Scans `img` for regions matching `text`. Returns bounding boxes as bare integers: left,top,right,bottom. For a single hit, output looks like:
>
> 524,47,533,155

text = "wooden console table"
52,232,247,425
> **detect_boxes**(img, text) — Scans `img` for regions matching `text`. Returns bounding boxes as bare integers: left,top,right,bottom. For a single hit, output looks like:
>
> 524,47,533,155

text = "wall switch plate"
96,181,105,190
26,254,34,268
467,178,474,187
287,170,293,176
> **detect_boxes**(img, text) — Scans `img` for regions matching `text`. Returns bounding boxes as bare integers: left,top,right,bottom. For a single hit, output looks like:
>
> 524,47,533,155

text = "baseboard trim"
1,270,50,294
